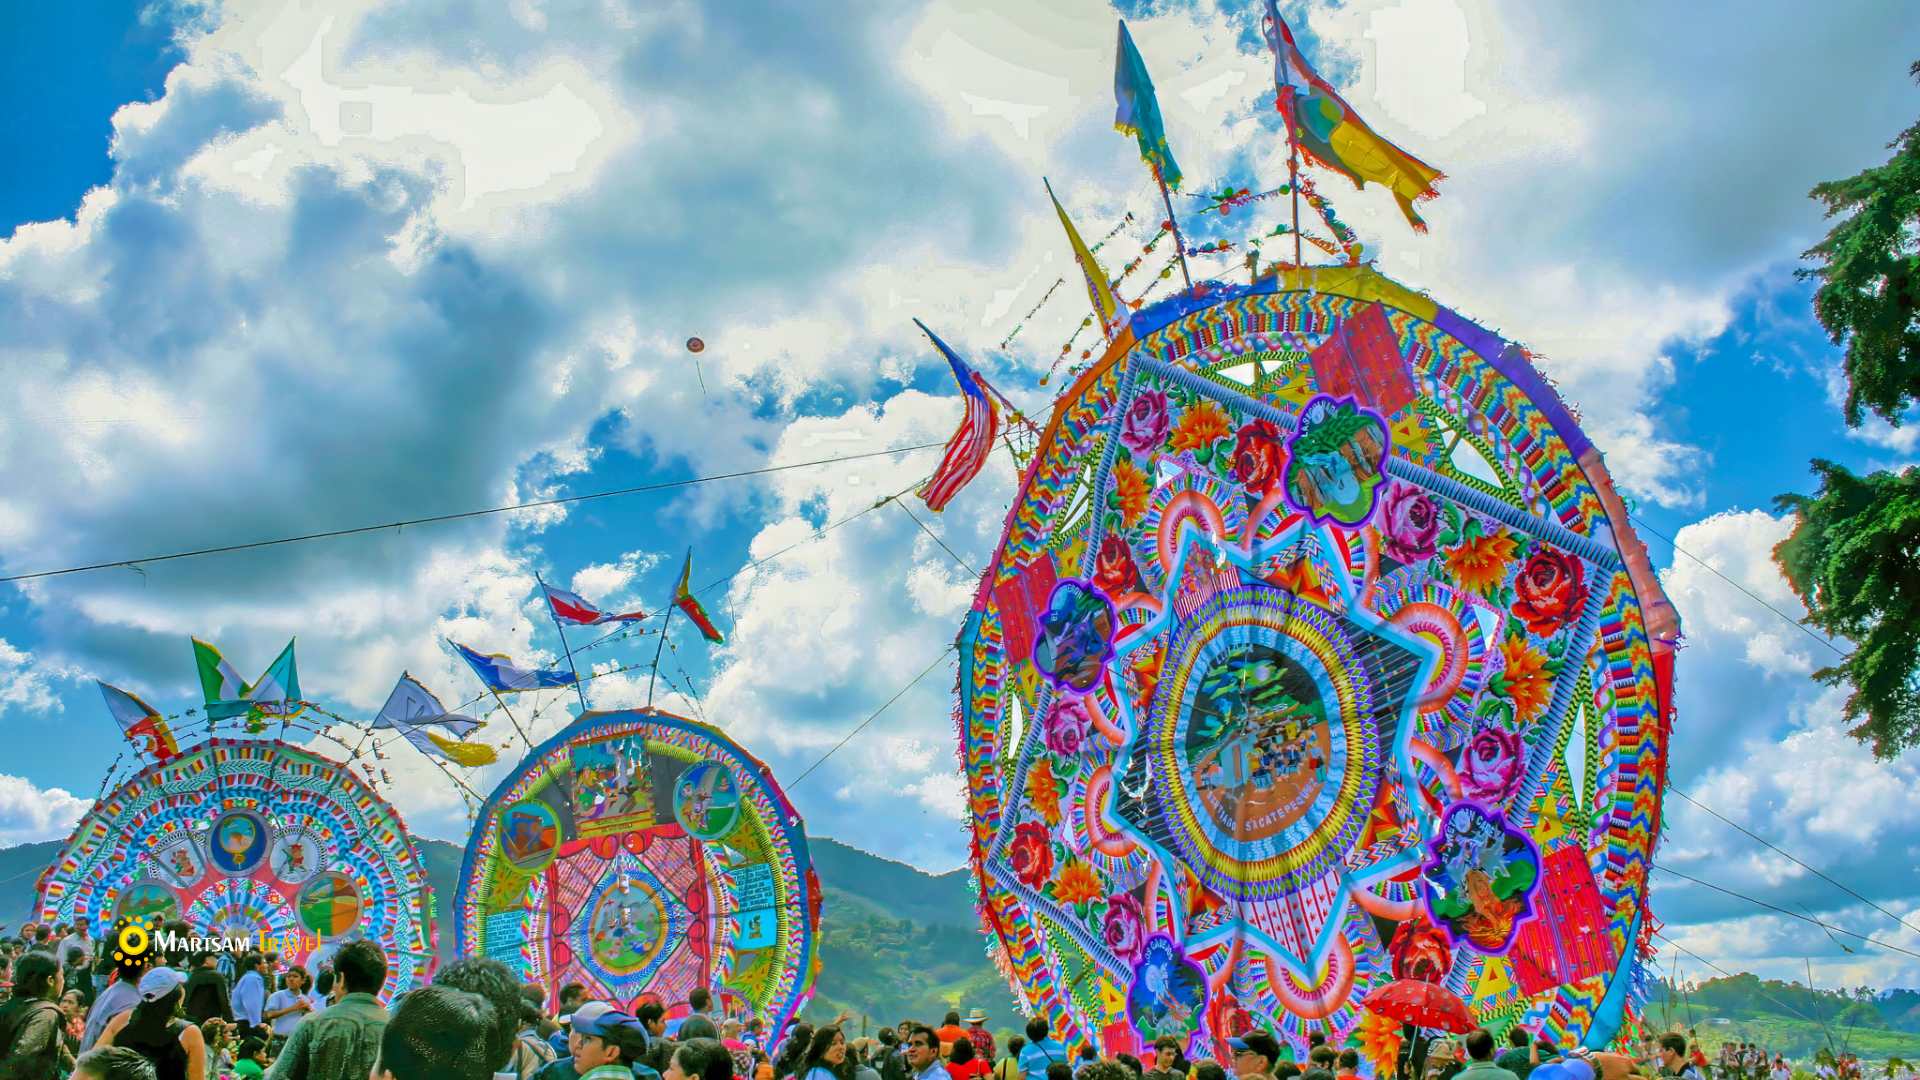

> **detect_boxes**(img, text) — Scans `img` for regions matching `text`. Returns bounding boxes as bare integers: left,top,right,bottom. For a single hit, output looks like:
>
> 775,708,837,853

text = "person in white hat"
96,967,210,1080
963,1011,996,1065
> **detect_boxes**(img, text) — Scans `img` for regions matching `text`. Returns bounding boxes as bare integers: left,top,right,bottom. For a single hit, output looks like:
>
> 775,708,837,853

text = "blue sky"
2,0,1919,988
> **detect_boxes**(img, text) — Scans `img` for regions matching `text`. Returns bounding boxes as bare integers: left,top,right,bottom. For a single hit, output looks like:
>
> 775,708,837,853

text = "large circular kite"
957,267,1679,1066
455,708,821,1028
35,738,437,992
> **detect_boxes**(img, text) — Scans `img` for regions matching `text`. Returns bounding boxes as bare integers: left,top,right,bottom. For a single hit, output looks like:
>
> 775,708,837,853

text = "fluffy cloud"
0,774,91,848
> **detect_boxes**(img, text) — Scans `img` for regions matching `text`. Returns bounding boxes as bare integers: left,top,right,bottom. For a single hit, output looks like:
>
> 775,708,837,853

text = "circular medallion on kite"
454,708,822,1029
957,265,1679,1063
34,738,437,991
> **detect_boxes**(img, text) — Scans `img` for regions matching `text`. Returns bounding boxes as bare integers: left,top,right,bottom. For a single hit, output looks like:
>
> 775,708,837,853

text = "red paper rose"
1008,821,1055,889
1093,535,1142,598
1388,916,1453,983
1230,419,1287,496
1512,548,1588,636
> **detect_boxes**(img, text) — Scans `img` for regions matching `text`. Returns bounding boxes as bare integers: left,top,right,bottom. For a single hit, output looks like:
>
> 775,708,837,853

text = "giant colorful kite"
956,265,1679,1065
35,738,437,992
455,708,821,1028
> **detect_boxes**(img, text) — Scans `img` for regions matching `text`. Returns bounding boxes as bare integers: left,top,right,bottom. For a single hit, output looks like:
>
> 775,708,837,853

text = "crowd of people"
0,920,1872,1080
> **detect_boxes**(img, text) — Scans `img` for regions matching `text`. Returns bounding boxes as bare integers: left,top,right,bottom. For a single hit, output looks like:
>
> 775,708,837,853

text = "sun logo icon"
111,914,160,967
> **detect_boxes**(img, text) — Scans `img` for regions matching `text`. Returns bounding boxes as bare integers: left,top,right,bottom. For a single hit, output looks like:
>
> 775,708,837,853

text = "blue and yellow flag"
1113,20,1182,189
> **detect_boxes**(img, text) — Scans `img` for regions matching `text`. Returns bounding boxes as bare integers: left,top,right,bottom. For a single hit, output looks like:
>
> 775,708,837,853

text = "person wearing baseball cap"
572,1008,650,1079
1230,1032,1284,1080
96,966,212,1080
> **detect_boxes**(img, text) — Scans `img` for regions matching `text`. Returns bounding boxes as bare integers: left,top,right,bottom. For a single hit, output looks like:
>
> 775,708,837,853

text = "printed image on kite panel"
33,739,437,994
955,267,1678,1067
454,708,822,1032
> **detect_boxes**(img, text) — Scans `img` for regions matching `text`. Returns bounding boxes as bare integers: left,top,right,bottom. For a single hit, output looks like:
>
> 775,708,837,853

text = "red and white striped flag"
542,583,645,625
914,319,1000,512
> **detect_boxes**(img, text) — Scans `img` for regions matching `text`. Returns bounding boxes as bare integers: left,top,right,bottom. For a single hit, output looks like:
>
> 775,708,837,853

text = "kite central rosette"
34,739,436,994
455,709,820,1029
956,268,1676,1062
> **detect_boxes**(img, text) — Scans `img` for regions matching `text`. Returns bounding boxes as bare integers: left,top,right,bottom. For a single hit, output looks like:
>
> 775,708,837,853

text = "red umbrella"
1363,978,1477,1034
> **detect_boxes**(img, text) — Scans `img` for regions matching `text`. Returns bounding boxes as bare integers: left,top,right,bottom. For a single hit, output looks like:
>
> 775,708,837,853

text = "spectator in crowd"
1458,1030,1521,1080
801,1025,853,1080
97,966,209,1080
232,1036,269,1080
266,939,388,1080
1017,1019,1068,1080
263,967,315,1054
949,1035,991,1080
994,1039,1026,1080
965,1010,995,1064
71,1046,160,1080
1230,1032,1282,1080
372,983,498,1080
231,955,269,1040
907,1025,946,1080
935,1013,967,1058
434,956,549,1079
182,954,230,1028
569,1008,651,1080
1497,1029,1539,1080
0,950,69,1079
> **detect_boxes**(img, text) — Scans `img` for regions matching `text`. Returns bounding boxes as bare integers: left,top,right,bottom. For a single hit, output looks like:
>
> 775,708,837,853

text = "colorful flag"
244,640,304,726
1262,0,1443,231
193,638,250,719
97,681,179,762
1045,178,1120,337
913,320,1000,513
673,553,725,644
450,641,578,693
373,674,497,767
542,583,645,626
1113,20,1183,188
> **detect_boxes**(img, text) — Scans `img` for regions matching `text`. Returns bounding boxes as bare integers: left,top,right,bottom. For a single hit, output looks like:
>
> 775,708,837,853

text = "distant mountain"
1653,974,1920,1060
0,832,1012,1030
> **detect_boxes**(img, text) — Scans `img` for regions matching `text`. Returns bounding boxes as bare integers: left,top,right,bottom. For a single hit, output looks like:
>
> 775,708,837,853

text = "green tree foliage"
1777,62,1920,756
1774,461,1920,757
1798,61,1920,427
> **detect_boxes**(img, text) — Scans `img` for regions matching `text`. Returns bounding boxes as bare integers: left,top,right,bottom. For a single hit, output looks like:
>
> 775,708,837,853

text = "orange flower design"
1168,399,1232,452
1027,758,1062,826
1356,1010,1404,1077
1443,528,1519,595
1113,458,1152,527
1054,859,1103,906
1499,636,1554,722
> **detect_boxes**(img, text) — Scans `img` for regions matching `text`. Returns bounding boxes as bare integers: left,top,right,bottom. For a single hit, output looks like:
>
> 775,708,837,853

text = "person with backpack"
0,951,69,1080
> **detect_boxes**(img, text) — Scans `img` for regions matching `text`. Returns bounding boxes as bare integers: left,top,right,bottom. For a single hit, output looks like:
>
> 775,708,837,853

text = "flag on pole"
1046,178,1120,337
244,640,304,726
542,583,645,626
1262,0,1443,231
673,553,725,644
193,638,251,719
97,681,179,762
1113,20,1183,188
913,319,1001,513
373,674,497,766
451,641,578,693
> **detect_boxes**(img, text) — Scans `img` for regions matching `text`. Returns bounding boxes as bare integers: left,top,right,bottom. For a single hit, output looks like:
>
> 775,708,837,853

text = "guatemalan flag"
913,319,1000,513
542,583,645,625
450,640,578,693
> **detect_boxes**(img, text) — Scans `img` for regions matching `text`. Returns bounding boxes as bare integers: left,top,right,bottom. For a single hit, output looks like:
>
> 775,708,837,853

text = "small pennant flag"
913,319,1000,513
543,583,645,626
450,641,578,693
673,553,725,644
1262,0,1443,231
374,674,496,767
97,681,179,762
1046,178,1120,338
1113,20,1183,188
